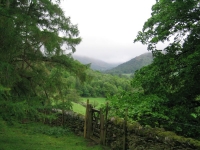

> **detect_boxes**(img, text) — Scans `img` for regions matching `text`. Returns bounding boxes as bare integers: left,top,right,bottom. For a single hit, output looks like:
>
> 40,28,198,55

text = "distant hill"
72,55,120,71
104,52,153,74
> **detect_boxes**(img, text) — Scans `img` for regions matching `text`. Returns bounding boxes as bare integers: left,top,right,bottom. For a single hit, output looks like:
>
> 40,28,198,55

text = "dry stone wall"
49,110,85,135
49,110,200,150
106,117,200,150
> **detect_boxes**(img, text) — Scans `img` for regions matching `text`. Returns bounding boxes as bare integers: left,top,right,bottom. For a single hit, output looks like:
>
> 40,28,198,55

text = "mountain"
72,55,120,71
104,52,153,74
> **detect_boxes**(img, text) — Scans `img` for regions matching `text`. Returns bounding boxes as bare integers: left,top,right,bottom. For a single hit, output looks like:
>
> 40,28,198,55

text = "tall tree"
133,0,200,137
0,0,87,120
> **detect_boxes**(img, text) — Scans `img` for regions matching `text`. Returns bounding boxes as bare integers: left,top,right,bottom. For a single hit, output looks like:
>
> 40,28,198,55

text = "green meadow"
80,97,107,107
0,118,108,150
72,102,86,115
72,97,107,115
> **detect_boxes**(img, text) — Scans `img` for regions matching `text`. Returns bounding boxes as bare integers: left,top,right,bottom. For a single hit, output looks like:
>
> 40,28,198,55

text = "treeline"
65,69,132,97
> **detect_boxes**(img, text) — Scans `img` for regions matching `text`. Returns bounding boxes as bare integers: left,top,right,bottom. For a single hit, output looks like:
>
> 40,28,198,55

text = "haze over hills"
104,52,153,74
72,55,120,71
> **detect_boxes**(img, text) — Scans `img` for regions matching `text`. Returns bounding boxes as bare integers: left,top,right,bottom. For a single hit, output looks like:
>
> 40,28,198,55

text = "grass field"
72,97,107,115
80,97,107,107
0,118,109,150
72,102,86,115
52,97,107,115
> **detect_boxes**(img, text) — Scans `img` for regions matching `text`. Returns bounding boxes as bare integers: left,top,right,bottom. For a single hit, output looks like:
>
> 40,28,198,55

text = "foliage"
0,0,88,121
108,0,200,139
108,90,168,124
108,87,200,139
134,0,200,100
62,69,133,98
129,0,200,138
80,70,133,97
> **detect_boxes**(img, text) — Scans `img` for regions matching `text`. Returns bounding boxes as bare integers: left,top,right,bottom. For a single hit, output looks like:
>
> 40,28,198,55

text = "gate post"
104,102,109,145
123,108,128,150
84,99,89,138
84,100,92,138
100,108,105,144
87,104,93,138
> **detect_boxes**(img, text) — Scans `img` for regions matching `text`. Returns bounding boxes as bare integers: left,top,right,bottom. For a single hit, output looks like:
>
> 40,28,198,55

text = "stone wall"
49,110,200,150
106,117,200,150
49,110,85,135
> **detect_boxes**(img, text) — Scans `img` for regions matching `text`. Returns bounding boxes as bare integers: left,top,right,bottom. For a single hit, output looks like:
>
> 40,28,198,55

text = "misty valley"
0,0,200,149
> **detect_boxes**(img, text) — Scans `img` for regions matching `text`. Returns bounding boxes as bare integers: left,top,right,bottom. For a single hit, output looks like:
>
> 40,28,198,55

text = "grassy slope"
81,97,107,106
72,102,86,115
0,119,108,150
72,97,107,115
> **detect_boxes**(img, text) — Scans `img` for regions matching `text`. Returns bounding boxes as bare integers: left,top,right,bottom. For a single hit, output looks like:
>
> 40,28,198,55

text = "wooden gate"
84,100,108,145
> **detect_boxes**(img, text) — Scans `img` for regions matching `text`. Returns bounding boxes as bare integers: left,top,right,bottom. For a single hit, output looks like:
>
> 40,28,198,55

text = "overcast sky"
61,0,156,63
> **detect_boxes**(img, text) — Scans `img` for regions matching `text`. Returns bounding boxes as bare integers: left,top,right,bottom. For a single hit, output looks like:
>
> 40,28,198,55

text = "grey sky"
61,0,156,63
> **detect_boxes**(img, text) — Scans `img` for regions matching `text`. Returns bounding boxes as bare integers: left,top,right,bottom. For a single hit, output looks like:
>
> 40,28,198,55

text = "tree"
0,0,88,121
133,0,200,137
102,82,118,97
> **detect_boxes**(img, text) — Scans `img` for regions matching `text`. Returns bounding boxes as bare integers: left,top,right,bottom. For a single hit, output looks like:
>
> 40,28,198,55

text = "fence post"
100,108,104,144
87,104,93,138
104,102,109,145
123,108,128,150
84,99,89,138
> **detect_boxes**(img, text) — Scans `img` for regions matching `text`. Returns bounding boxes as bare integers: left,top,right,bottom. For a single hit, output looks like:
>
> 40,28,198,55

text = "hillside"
104,52,153,74
72,55,119,71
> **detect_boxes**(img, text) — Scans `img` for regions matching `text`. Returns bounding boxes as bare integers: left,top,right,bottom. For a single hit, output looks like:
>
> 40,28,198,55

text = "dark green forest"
0,0,200,141
53,69,132,98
